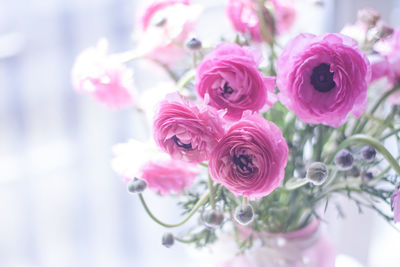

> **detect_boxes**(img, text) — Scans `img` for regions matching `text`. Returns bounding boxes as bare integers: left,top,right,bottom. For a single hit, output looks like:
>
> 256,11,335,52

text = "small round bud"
153,16,167,27
361,145,376,162
358,8,380,27
162,233,174,248
363,171,374,181
185,37,202,50
349,165,361,177
306,162,328,185
203,209,224,228
234,204,254,225
334,149,354,170
127,178,147,194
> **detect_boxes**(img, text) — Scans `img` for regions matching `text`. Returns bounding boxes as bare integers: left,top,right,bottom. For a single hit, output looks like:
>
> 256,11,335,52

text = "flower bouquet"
72,1,400,266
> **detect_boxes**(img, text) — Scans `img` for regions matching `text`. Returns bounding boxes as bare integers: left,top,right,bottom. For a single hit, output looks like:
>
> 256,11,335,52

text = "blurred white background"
1,0,400,266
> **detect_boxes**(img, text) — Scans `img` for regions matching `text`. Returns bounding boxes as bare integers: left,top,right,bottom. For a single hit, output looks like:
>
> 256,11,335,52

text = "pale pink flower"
277,33,370,127
71,39,134,109
195,43,276,121
153,93,225,163
136,0,201,65
226,0,295,42
111,139,198,195
209,112,288,200
392,186,400,223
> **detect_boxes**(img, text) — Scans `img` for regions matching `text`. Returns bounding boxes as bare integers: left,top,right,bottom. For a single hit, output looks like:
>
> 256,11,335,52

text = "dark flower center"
310,63,336,93
233,154,254,175
222,82,234,97
172,135,192,149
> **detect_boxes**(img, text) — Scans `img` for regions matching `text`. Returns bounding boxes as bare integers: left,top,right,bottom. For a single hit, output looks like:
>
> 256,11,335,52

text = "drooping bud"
203,209,224,228
306,162,328,185
334,149,354,170
185,37,202,50
234,204,254,225
162,233,175,248
361,145,376,162
358,8,380,27
127,178,147,194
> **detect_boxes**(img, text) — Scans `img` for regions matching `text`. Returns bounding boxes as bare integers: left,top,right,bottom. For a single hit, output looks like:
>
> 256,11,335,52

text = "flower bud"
349,165,361,177
363,171,374,181
375,21,394,39
185,37,202,50
306,162,328,185
203,209,224,228
358,8,380,27
334,149,354,170
361,145,376,162
127,178,147,194
153,16,167,27
234,204,254,225
162,232,174,248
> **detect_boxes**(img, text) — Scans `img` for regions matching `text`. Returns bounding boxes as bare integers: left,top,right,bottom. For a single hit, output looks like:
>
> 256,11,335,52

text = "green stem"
177,69,196,93
353,86,400,134
151,59,179,82
138,191,210,228
380,128,400,141
208,174,216,210
326,134,400,176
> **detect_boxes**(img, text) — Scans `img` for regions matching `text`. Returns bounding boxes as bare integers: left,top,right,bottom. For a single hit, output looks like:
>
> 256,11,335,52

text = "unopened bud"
334,149,354,170
358,8,380,27
162,233,174,248
349,165,361,177
234,204,254,225
127,178,147,194
363,171,374,181
203,209,224,228
185,37,202,50
153,16,167,27
375,21,394,39
361,145,376,162
306,162,328,185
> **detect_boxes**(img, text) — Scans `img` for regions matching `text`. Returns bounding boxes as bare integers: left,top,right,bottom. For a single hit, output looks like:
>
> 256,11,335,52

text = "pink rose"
136,0,201,65
277,33,370,127
195,43,275,121
209,112,288,200
153,93,225,163
71,39,134,109
139,159,199,195
226,0,295,42
392,186,400,223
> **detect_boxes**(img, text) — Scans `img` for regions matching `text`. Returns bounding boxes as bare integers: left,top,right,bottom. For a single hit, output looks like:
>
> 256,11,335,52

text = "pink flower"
226,0,295,42
111,139,198,195
139,159,198,195
136,0,201,65
71,39,134,109
277,33,370,127
209,112,288,200
195,43,275,121
153,93,225,163
392,186,400,223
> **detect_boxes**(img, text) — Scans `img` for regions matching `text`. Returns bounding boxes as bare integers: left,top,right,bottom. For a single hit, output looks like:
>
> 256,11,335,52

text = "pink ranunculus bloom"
136,0,201,65
71,39,134,109
277,33,371,127
139,159,199,195
195,42,276,121
226,0,296,42
392,186,400,223
153,92,225,163
111,139,198,195
209,112,288,200
374,29,400,104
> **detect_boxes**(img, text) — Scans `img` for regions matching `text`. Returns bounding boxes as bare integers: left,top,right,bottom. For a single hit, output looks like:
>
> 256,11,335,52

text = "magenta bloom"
226,0,296,42
277,33,370,127
209,112,288,200
71,40,134,109
195,43,275,121
136,0,201,65
139,159,199,195
392,186,400,223
153,93,225,163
